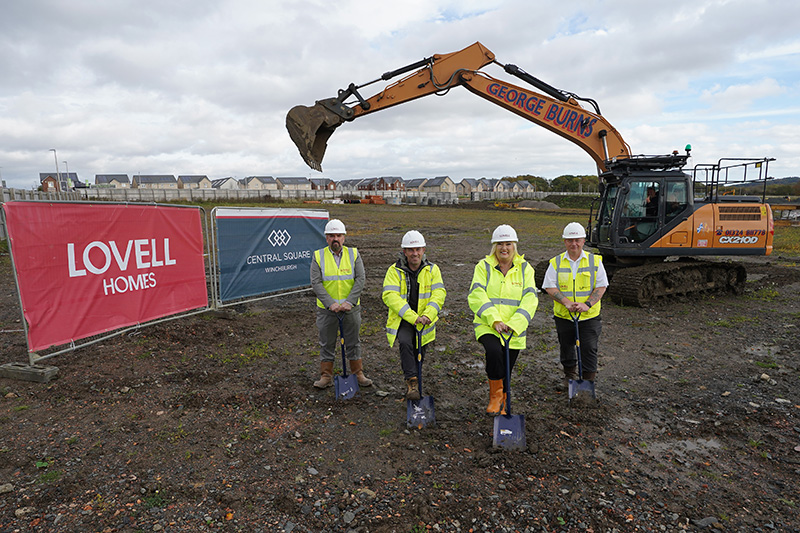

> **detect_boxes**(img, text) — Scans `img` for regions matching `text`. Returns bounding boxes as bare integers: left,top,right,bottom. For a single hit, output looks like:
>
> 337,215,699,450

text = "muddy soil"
1,205,800,532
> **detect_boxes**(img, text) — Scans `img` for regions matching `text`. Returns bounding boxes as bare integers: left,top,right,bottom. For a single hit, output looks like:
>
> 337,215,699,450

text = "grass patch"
748,286,780,301
37,470,62,484
754,359,778,369
706,315,757,327
142,489,169,508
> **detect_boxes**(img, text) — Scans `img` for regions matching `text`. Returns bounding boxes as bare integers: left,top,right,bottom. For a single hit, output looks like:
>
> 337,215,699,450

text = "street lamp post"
48,149,61,192
63,161,70,189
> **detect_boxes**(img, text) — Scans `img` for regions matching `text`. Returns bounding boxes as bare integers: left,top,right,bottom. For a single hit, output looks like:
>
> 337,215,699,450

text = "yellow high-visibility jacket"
313,246,359,309
549,251,602,320
382,259,446,347
468,253,538,350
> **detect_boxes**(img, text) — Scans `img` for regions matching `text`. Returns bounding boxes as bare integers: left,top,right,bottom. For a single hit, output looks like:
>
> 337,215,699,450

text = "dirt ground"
2,204,800,533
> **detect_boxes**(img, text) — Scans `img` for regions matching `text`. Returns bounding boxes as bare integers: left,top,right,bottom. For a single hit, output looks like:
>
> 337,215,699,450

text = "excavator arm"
286,41,631,172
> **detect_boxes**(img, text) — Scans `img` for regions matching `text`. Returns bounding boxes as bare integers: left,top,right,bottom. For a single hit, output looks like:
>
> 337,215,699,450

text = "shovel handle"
568,311,583,380
337,313,348,378
499,331,512,416
416,327,424,396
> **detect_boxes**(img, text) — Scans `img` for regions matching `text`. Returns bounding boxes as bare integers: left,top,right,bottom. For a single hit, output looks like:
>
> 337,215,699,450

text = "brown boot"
349,359,373,387
405,378,421,401
313,361,334,389
582,371,597,382
486,379,506,416
561,365,578,391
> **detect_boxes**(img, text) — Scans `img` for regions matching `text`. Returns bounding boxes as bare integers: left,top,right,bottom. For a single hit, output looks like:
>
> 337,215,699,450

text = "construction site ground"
1,202,800,532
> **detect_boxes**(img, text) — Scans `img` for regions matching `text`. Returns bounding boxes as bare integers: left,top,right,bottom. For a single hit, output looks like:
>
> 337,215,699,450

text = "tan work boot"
313,361,334,389
486,379,506,416
349,359,373,387
405,377,421,401
582,371,597,382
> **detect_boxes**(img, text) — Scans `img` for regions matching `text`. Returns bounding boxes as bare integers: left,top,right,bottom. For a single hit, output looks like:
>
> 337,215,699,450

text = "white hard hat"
491,224,518,243
401,230,426,248
324,219,346,234
562,222,586,239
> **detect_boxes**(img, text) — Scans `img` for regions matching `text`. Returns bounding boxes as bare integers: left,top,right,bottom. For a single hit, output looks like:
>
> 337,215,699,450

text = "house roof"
135,175,176,184
405,178,428,187
95,174,130,184
178,175,209,183
211,177,237,188
423,176,451,187
276,177,310,184
244,176,276,184
309,178,333,185
459,178,478,186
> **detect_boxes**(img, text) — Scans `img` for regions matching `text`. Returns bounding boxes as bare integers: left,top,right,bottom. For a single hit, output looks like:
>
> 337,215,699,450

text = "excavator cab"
590,155,694,262
588,157,774,305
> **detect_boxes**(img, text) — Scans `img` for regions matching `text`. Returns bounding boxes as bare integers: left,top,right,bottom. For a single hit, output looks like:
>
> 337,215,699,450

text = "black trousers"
554,315,602,374
397,320,427,380
479,334,520,383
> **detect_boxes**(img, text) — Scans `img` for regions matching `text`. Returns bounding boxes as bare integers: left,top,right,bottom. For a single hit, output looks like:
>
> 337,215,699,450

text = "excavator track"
606,259,746,307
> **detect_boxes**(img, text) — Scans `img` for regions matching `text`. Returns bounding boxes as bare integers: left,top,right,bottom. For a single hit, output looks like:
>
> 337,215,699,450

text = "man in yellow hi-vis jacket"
543,222,608,388
382,230,446,400
310,219,372,389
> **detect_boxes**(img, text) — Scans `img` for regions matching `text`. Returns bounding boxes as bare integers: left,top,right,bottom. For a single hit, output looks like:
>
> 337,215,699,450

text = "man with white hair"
542,222,608,388
310,218,371,389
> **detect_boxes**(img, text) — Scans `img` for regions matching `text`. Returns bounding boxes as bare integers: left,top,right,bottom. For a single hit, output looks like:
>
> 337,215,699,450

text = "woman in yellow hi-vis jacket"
468,224,538,416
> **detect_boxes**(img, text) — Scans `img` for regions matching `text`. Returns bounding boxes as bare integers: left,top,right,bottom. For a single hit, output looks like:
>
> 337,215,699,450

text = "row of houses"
38,173,536,195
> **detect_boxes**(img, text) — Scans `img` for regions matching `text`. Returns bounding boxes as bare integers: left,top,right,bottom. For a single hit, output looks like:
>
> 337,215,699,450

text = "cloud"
1,0,799,190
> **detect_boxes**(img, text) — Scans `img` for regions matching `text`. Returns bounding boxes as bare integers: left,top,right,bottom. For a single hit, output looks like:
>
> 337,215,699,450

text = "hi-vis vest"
549,251,602,320
381,261,446,347
468,254,538,350
313,246,359,309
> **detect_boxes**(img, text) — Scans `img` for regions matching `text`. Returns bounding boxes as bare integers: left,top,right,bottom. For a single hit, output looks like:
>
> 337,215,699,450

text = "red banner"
3,202,208,351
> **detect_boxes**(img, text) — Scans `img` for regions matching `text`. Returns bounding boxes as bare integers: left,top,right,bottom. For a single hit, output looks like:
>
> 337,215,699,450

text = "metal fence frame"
208,206,331,309
1,200,212,365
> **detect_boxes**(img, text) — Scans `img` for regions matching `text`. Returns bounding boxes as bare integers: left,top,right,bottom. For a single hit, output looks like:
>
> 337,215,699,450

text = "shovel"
568,311,596,402
334,313,359,400
406,327,435,429
492,332,526,451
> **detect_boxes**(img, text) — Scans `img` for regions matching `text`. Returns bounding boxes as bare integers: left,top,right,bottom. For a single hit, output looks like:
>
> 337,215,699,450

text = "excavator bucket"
285,104,345,171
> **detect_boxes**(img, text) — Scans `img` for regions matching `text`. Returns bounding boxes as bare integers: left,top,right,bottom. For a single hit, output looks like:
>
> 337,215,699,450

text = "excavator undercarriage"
534,258,746,307
603,259,746,307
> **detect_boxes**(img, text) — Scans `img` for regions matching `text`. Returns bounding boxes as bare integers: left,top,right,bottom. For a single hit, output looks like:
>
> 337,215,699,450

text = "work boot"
582,371,597,382
405,378,421,401
486,379,506,416
349,359,373,387
561,365,578,391
313,361,334,389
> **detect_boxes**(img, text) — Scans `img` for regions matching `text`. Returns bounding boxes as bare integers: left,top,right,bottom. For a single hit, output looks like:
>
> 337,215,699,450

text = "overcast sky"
2,0,799,190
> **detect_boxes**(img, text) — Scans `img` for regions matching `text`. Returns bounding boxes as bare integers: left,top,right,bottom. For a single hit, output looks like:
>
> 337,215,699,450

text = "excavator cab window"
596,183,618,245
664,181,688,223
620,181,661,243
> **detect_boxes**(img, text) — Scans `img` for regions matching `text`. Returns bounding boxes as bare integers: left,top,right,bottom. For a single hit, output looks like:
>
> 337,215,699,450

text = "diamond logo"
268,229,292,247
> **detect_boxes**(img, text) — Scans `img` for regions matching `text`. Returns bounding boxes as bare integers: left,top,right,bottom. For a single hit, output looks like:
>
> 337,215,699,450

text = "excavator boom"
286,42,630,172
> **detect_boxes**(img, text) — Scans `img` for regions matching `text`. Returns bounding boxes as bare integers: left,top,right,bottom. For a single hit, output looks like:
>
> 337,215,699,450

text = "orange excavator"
286,42,774,306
